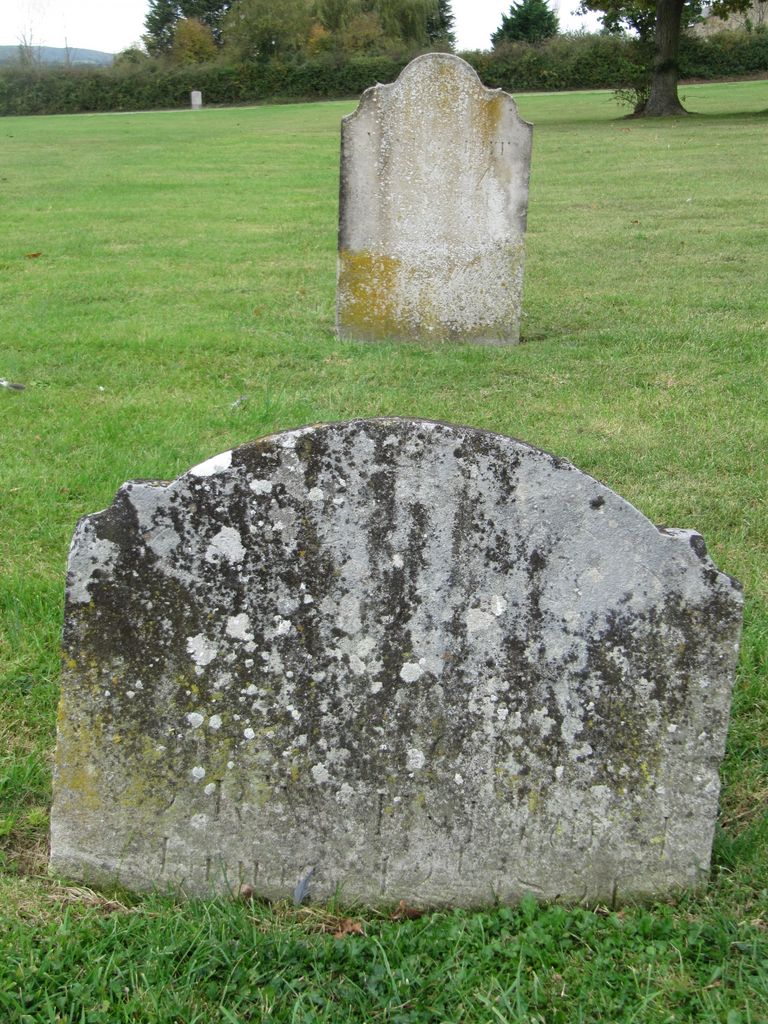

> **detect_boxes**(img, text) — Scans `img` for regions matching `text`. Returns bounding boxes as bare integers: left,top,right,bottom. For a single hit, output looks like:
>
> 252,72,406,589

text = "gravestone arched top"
343,52,532,134
52,419,742,906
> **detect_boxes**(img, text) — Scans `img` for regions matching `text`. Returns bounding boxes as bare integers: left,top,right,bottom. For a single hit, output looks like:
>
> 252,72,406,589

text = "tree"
315,0,351,32
314,0,439,53
222,0,314,59
144,0,233,55
374,0,438,46
427,0,456,46
114,46,152,68
492,0,559,44
16,32,41,66
171,17,219,62
579,0,752,115
341,10,389,52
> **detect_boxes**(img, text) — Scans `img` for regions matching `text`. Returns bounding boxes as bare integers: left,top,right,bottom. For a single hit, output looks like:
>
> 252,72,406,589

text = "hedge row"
472,29,768,93
1,30,766,117
0,56,408,116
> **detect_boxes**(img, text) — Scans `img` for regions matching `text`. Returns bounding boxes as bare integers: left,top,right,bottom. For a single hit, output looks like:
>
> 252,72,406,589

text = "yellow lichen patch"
478,93,505,146
54,712,105,812
430,59,469,119
337,250,403,340
339,242,523,344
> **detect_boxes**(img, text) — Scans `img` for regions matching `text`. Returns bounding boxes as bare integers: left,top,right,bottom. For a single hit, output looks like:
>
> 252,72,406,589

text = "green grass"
1,79,767,1021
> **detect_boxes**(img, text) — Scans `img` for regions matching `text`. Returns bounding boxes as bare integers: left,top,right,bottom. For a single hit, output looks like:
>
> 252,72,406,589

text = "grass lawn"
1,79,767,1021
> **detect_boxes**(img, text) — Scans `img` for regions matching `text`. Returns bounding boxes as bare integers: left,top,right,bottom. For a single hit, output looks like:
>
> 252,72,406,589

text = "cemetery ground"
0,79,766,1021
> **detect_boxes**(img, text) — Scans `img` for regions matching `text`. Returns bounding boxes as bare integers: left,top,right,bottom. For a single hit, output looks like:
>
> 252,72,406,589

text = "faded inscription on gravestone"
51,419,742,906
336,54,533,344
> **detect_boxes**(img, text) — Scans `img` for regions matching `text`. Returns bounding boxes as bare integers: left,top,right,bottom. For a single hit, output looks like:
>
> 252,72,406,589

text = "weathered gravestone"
336,54,533,344
190,90,202,110
51,419,742,906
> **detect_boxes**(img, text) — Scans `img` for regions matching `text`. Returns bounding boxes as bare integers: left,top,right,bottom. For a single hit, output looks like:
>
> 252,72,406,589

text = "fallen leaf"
333,918,365,939
25,252,42,259
390,899,425,920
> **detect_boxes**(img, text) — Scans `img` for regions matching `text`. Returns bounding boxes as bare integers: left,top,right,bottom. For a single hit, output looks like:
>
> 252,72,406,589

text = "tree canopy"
144,0,233,54
492,0,559,45
427,0,457,46
222,0,314,60
144,0,450,60
171,17,218,62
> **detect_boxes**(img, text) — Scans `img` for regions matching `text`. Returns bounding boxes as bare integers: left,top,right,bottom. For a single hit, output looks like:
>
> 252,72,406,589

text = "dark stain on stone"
689,534,707,559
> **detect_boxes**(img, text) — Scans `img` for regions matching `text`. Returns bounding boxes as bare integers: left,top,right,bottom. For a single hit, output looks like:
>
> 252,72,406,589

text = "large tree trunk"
643,0,687,116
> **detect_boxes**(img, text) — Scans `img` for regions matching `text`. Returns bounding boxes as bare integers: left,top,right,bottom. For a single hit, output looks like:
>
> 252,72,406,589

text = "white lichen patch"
226,614,254,641
186,634,218,668
249,479,273,495
208,714,222,731
400,662,422,683
205,526,246,564
490,595,507,617
191,766,206,780
311,763,330,784
186,711,205,729
67,531,120,605
277,596,299,616
308,487,324,503
406,748,426,772
466,608,494,633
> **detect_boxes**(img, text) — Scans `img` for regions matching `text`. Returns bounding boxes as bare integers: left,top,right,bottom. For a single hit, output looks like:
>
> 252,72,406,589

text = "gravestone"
336,54,533,344
190,90,202,110
51,419,742,906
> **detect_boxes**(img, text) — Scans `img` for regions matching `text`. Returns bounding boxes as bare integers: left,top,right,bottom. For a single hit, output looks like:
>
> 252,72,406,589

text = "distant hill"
0,45,114,66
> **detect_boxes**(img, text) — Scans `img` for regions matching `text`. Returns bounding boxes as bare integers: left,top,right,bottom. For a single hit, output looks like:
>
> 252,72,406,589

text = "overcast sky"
1,0,600,54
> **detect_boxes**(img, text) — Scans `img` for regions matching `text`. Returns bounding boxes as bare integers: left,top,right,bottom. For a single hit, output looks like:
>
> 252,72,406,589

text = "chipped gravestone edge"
336,54,534,345
50,418,744,906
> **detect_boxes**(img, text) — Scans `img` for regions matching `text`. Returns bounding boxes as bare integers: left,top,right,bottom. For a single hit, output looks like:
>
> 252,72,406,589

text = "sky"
0,0,600,55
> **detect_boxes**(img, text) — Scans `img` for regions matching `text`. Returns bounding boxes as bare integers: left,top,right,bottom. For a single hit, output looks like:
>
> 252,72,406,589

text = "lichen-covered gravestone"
51,419,742,906
336,54,533,344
